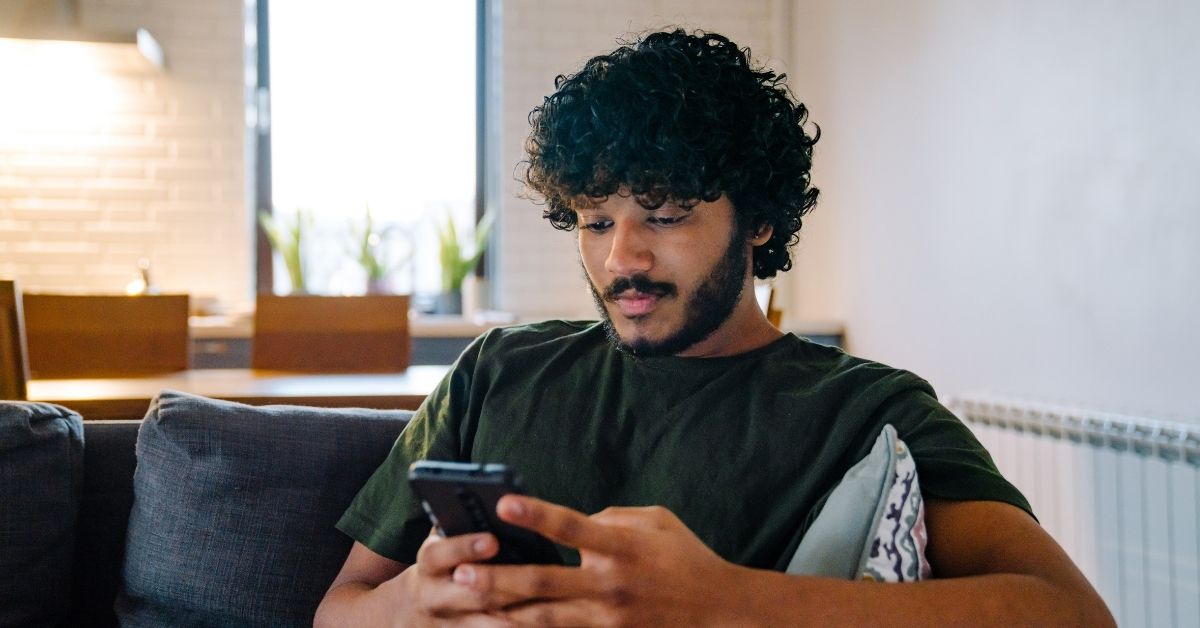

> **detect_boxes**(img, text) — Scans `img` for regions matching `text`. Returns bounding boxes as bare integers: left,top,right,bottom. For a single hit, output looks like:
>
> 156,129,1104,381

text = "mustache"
602,274,677,302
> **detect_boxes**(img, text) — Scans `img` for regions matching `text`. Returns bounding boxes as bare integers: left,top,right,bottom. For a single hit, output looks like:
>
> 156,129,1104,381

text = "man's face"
578,192,761,357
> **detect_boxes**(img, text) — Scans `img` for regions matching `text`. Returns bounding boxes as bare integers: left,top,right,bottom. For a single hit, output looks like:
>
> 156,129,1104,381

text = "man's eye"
648,215,686,226
581,219,613,232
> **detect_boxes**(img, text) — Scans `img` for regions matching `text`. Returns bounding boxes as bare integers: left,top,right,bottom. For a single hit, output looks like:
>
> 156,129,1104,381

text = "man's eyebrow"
646,199,698,211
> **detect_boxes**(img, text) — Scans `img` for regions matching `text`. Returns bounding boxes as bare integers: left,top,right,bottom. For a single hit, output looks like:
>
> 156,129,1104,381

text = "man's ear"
749,224,774,246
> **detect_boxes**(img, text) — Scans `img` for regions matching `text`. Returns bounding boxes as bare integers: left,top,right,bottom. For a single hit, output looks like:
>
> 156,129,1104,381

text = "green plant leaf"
346,204,413,286
436,210,494,293
258,208,308,294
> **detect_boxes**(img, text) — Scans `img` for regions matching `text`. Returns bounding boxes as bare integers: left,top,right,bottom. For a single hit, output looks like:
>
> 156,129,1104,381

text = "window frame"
252,0,490,296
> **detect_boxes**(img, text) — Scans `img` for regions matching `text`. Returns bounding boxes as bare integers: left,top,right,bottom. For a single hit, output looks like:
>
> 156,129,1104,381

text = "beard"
586,227,748,358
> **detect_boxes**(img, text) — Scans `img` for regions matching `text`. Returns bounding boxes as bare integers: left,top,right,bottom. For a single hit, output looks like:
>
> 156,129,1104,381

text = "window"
257,0,481,300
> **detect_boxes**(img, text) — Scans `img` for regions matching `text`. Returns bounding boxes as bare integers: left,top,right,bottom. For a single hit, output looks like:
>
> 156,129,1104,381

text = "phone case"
408,461,563,565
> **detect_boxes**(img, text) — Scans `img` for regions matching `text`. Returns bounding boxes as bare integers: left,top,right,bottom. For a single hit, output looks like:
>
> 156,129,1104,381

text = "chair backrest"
766,288,783,329
252,294,411,372
755,283,784,329
1,280,30,399
22,293,191,379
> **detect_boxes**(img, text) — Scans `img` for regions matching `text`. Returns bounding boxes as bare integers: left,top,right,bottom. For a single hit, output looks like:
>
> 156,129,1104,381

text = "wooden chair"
1,280,30,399
755,283,784,329
22,293,191,379
252,294,411,372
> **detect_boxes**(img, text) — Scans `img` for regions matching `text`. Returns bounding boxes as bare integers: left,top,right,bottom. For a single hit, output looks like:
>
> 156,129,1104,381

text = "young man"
315,29,1113,626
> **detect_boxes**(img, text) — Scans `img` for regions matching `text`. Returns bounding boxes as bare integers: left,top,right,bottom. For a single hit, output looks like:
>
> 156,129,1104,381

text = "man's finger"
496,495,631,556
463,563,597,601
415,576,517,616
590,505,676,530
416,532,499,576
452,614,514,628
503,598,610,627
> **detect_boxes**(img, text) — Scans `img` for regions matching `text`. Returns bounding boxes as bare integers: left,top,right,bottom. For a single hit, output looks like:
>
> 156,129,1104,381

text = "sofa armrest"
0,401,84,627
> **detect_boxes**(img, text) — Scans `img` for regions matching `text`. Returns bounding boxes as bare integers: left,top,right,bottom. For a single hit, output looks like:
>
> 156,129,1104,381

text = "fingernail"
454,565,475,585
473,537,491,553
501,495,525,517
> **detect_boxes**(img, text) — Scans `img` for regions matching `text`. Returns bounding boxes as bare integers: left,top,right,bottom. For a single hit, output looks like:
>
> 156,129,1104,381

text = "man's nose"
604,221,653,276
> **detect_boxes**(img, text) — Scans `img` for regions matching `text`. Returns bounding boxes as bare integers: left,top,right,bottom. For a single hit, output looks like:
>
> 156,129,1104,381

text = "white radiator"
947,394,1200,628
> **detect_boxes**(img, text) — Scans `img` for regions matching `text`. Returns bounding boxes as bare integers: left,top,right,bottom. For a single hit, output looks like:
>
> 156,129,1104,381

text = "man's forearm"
314,582,390,628
721,568,1115,627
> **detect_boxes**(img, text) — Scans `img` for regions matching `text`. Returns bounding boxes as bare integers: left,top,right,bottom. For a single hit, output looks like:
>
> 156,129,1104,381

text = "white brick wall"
0,0,252,312
494,0,794,319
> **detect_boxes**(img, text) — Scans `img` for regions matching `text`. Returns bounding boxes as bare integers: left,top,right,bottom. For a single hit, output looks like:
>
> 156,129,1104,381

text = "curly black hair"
522,28,819,278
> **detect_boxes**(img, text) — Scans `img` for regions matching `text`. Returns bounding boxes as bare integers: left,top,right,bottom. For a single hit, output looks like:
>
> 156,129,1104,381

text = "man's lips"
610,291,662,317
600,275,676,319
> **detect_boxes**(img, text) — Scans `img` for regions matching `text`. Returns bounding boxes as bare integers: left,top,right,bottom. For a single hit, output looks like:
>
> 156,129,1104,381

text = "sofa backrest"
74,420,140,627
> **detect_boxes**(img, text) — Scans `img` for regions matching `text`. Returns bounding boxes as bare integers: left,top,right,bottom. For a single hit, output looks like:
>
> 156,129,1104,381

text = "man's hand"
316,532,519,628
451,496,746,627
396,530,517,625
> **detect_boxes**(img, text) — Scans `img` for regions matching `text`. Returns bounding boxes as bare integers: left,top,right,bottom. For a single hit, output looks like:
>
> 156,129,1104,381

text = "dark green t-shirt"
337,320,1031,570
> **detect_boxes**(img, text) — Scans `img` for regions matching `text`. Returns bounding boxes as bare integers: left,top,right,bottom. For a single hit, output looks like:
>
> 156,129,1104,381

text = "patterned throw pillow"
860,437,932,582
786,424,931,582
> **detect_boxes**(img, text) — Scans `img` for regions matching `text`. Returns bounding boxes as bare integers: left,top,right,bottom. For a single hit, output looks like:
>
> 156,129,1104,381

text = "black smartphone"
407,461,563,565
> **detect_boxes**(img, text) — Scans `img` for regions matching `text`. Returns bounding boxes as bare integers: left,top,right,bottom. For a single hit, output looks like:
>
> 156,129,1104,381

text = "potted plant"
348,204,412,295
258,208,310,295
434,210,494,314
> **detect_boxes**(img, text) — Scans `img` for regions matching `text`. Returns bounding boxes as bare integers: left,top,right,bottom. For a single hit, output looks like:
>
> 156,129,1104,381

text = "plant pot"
366,278,391,295
432,291,462,315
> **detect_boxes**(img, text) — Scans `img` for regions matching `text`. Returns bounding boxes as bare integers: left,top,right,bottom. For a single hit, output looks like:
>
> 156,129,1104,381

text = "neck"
675,291,784,358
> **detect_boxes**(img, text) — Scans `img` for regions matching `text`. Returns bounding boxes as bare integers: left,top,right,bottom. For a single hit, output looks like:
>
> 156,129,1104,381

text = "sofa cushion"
115,390,411,627
0,401,85,628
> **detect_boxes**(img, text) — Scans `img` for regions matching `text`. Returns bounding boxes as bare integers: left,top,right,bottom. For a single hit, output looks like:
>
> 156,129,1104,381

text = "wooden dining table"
25,365,451,420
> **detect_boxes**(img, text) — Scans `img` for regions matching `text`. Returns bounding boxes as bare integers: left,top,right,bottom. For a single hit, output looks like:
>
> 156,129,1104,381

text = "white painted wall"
784,0,1200,422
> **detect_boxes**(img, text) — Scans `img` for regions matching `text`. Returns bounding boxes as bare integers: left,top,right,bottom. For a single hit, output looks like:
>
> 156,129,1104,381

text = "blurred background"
2,1,1199,625
4,0,1196,419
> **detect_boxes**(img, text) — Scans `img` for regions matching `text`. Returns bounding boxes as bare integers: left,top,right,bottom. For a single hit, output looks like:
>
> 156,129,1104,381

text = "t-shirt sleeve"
874,376,1035,520
335,334,485,563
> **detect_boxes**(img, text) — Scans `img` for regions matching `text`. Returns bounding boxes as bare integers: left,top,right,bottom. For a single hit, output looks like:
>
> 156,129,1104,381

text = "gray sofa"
0,392,411,627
